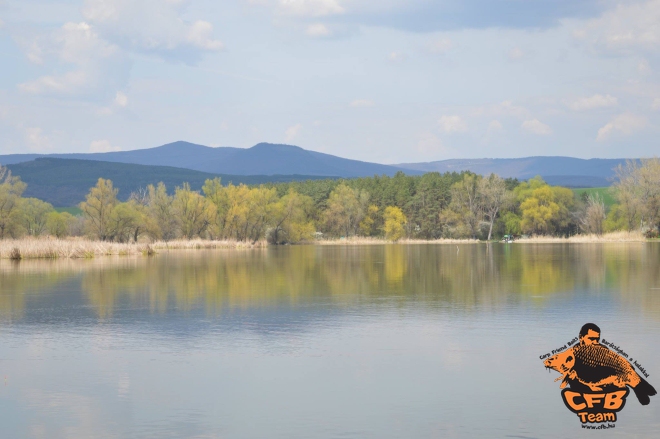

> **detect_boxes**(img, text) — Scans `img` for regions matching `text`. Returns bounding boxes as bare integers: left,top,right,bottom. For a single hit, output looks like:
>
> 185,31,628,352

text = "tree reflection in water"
0,243,659,320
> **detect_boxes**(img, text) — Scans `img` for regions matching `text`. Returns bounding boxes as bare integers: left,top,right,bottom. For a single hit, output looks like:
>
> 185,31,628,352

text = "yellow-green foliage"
359,205,379,236
323,183,369,237
515,177,575,235
46,211,74,238
611,158,660,232
0,168,27,238
383,206,407,241
4,159,659,244
79,178,118,241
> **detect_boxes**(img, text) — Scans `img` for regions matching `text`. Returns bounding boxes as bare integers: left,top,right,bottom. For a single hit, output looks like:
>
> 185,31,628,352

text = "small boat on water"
502,234,519,243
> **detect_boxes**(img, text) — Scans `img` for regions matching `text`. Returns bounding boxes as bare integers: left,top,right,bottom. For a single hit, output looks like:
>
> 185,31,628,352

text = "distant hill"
7,158,333,206
0,141,420,178
395,157,627,187
0,142,632,190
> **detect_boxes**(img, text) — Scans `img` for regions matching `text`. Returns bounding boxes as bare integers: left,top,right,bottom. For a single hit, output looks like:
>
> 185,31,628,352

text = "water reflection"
1,243,659,320
2,244,660,439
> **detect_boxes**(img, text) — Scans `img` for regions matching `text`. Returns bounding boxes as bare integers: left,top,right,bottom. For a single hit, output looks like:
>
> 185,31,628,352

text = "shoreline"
0,231,651,260
0,238,266,260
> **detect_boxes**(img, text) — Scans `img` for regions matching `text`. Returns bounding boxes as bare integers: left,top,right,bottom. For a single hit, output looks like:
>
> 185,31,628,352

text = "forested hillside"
1,159,658,243
6,158,332,206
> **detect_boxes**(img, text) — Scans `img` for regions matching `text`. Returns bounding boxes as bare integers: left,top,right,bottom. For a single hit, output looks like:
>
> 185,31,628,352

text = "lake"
1,244,659,438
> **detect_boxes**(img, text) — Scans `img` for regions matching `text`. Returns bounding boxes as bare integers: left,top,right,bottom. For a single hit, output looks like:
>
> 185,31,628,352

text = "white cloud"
90,139,122,152
18,22,129,97
285,123,302,141
487,120,504,133
581,0,660,54
482,120,504,144
653,98,660,110
388,51,406,62
638,59,652,74
25,127,52,152
276,0,344,17
350,99,374,107
429,38,452,54
568,94,618,111
416,133,450,156
82,0,223,61
187,21,224,51
438,115,467,133
596,113,647,141
522,119,552,135
114,91,128,107
306,23,331,37
507,47,525,60
472,100,530,120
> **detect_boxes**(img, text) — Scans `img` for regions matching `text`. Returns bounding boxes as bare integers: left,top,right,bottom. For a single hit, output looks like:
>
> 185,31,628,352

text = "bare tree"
446,174,483,239
129,187,150,207
479,174,513,240
614,158,660,231
579,193,606,235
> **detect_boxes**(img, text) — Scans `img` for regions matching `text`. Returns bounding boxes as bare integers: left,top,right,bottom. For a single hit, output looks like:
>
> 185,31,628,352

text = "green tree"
244,186,278,243
202,178,230,239
442,174,483,239
359,205,379,236
173,183,214,239
146,182,177,240
46,211,75,238
383,206,407,241
323,183,369,237
107,202,144,243
515,177,576,235
80,178,119,241
0,166,27,238
19,198,54,236
268,189,315,244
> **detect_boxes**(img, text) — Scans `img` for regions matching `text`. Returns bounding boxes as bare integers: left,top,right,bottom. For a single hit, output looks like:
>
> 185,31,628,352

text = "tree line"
0,158,658,242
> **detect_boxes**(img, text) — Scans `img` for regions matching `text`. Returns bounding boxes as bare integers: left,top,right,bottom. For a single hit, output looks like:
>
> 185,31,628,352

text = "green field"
573,187,617,208
55,207,83,216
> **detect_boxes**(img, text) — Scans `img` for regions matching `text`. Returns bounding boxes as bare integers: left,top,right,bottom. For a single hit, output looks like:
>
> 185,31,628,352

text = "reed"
0,231,650,259
313,236,479,245
0,237,266,259
515,231,647,243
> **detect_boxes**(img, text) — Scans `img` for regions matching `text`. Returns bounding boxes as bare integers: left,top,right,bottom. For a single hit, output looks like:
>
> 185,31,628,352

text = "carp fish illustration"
544,324,656,406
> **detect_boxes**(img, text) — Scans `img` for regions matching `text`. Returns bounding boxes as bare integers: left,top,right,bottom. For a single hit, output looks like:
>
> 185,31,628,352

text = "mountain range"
395,157,627,188
0,141,418,178
0,141,630,206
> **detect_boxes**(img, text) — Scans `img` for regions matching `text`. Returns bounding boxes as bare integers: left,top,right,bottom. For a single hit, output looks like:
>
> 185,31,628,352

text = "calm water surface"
1,244,659,438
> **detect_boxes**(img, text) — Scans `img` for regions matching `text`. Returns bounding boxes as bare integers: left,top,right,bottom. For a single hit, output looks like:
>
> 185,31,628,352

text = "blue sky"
1,0,659,163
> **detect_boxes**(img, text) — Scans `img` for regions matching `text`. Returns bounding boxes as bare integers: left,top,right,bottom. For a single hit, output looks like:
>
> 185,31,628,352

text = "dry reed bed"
0,231,652,259
313,237,479,245
0,238,266,260
515,231,647,243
